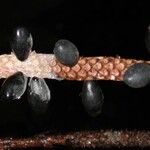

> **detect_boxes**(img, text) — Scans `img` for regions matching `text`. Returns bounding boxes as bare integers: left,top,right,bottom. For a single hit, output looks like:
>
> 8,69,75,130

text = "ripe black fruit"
0,72,28,100
28,77,50,114
11,27,33,61
123,63,150,88
81,81,104,117
53,39,79,67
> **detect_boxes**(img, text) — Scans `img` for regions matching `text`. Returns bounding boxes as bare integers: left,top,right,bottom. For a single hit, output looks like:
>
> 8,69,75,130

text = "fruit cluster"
0,27,103,117
0,25,150,117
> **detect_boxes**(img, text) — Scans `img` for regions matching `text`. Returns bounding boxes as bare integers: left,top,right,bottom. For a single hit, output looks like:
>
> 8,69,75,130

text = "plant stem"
0,51,149,80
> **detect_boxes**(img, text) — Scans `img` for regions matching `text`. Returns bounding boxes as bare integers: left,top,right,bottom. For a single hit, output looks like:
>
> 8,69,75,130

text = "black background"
0,0,149,149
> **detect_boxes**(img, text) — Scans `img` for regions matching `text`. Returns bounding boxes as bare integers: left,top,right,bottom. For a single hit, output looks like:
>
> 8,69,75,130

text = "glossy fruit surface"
81,81,104,117
28,77,50,114
11,27,33,61
123,63,150,88
0,72,28,100
53,39,79,67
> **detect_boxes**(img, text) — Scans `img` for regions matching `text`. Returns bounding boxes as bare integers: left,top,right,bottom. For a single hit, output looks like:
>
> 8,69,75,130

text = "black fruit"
53,39,79,67
123,63,150,88
81,81,104,117
0,72,28,100
11,27,33,61
28,77,50,114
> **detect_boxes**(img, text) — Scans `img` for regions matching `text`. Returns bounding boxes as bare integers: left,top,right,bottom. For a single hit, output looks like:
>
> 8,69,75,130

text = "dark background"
0,0,149,149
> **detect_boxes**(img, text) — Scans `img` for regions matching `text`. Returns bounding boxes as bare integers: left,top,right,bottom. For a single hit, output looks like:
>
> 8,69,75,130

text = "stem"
0,51,149,80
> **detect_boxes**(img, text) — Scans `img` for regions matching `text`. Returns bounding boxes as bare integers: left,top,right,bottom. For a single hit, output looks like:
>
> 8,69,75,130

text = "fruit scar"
0,51,150,81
